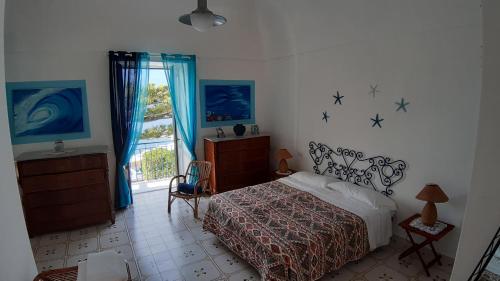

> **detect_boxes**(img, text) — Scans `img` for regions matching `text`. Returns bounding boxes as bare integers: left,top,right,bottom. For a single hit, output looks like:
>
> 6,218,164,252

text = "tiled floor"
31,189,455,281
132,179,171,194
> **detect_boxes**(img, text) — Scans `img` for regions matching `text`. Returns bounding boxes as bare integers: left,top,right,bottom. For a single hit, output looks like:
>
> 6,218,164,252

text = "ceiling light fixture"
179,0,227,32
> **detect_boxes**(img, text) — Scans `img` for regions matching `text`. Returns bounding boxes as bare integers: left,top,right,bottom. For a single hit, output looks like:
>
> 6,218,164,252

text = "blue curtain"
161,54,197,160
109,51,150,209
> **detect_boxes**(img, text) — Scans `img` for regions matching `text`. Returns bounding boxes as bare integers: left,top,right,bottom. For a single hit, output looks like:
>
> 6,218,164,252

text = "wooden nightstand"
272,169,296,180
398,214,455,276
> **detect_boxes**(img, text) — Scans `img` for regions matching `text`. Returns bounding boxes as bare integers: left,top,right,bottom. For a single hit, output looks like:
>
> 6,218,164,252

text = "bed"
203,141,407,281
486,248,500,276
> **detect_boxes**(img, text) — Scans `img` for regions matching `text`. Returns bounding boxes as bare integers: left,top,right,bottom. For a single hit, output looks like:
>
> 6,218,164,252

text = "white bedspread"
486,248,500,275
278,177,393,251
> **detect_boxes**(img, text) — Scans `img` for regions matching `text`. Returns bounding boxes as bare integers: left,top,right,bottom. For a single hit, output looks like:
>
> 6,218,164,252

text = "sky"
149,69,167,85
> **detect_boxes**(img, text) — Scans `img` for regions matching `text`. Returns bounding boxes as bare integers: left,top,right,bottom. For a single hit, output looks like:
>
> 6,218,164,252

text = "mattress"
202,180,371,281
278,177,394,250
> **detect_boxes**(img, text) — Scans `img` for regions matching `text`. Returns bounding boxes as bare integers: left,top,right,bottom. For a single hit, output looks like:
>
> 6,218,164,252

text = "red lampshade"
416,183,449,203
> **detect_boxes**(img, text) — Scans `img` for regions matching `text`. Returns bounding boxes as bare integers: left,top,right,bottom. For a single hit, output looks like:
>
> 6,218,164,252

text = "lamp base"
278,159,289,173
421,202,437,226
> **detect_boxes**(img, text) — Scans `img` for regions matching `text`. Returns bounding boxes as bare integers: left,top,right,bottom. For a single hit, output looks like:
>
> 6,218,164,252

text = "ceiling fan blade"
213,15,227,26
179,14,192,25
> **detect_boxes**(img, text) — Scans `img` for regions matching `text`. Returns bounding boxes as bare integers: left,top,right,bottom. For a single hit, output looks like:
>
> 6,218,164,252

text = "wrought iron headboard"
308,141,408,196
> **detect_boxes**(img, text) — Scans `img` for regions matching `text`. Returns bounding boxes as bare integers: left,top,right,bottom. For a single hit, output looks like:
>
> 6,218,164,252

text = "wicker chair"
168,160,212,219
33,267,78,281
32,263,131,281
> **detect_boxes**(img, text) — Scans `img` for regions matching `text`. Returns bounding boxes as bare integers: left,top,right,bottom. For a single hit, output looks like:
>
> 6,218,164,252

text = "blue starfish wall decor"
369,84,380,98
322,111,330,123
333,91,344,105
371,113,384,128
396,98,410,112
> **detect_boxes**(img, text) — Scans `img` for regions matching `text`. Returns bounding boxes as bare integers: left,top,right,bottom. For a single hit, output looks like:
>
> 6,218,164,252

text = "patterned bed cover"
203,180,370,281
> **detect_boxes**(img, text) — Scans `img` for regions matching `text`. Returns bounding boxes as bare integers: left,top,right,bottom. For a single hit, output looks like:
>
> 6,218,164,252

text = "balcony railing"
129,141,177,183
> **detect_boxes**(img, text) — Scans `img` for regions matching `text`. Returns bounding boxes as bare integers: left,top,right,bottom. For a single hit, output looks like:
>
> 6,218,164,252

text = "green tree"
140,124,173,139
141,148,176,180
145,84,172,121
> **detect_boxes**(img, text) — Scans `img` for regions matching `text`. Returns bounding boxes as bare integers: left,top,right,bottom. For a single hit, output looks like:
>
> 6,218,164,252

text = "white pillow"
327,181,397,211
289,171,340,189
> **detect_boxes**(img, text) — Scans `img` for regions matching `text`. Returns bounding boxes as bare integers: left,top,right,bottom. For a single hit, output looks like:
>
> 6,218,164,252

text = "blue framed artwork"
6,80,91,145
200,80,255,128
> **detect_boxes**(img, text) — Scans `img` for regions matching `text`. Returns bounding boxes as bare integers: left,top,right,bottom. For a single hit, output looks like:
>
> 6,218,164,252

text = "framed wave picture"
6,80,91,144
200,79,255,128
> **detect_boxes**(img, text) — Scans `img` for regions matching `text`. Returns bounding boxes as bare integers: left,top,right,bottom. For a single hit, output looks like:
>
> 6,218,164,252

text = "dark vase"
233,124,246,136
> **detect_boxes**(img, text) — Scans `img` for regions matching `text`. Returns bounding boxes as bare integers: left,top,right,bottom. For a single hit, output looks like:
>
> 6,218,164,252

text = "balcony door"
129,67,180,194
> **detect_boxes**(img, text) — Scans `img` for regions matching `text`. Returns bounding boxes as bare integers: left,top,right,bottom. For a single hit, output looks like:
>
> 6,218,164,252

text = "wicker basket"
33,267,78,281
32,263,132,281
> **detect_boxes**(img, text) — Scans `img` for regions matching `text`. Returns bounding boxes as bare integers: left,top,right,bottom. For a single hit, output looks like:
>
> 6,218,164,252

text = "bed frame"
308,141,408,196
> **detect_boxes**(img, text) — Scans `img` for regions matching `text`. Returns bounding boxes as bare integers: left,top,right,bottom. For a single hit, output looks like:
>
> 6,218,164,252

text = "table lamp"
277,149,293,173
416,183,449,226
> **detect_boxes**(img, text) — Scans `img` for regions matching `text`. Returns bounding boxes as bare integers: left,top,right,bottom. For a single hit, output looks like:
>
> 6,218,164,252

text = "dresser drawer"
18,154,107,176
21,169,107,194
29,212,111,236
24,184,107,208
28,199,110,223
217,169,269,192
217,136,270,152
217,149,269,173
28,212,111,236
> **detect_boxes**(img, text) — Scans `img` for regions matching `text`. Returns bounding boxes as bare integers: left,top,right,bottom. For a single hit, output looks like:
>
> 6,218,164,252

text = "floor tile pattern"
31,189,454,281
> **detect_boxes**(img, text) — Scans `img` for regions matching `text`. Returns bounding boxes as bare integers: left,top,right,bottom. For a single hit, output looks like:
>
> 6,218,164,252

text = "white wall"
451,0,500,279
0,0,39,279
4,0,487,261
257,0,482,257
5,0,271,192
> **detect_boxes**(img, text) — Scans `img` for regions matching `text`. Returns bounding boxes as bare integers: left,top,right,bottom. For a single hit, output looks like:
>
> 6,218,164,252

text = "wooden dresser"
204,135,270,193
16,146,114,237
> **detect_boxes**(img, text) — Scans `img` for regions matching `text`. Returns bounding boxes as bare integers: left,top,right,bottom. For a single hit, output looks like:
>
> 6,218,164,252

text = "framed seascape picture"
6,80,91,145
200,80,255,128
